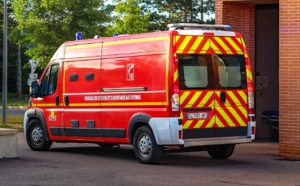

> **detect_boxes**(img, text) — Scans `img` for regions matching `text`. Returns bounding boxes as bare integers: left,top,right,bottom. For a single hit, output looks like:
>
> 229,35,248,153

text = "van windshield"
178,54,246,90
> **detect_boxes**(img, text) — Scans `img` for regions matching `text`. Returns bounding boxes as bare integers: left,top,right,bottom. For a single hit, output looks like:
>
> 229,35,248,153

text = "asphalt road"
0,133,300,186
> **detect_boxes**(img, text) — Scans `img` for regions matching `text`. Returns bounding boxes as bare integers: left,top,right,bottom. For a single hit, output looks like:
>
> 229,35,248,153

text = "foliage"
12,0,114,68
140,0,215,31
105,0,150,35
0,93,29,106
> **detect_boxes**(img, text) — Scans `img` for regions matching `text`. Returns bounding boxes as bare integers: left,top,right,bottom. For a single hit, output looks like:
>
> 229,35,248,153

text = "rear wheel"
26,119,52,151
133,125,163,164
208,144,235,159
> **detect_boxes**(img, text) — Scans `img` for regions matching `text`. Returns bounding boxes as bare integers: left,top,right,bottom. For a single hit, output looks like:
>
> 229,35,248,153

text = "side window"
178,54,211,90
40,64,59,96
214,55,246,89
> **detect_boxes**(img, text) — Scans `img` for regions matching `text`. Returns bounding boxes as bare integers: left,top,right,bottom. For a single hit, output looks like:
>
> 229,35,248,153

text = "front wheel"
133,125,163,164
208,144,235,159
26,119,52,151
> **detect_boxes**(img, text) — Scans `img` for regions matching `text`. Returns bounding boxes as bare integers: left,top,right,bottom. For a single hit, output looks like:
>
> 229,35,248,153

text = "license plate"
186,112,208,119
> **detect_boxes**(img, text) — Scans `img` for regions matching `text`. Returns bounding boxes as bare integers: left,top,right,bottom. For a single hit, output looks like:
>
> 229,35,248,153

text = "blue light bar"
225,25,232,29
76,32,83,40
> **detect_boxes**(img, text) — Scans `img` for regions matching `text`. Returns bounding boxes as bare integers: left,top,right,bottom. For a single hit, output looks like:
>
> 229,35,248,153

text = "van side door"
36,62,62,140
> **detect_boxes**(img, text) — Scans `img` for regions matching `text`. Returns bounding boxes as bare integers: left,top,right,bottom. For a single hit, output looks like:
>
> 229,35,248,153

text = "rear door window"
178,54,213,90
178,54,246,90
214,55,246,89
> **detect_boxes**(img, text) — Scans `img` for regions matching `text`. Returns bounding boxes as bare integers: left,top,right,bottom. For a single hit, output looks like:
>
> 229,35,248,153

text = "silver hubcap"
138,134,152,158
31,126,43,145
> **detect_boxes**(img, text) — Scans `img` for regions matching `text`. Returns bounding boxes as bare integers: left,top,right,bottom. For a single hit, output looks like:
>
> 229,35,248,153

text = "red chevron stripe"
215,98,242,127
187,119,200,129
215,110,231,127
220,37,238,54
194,37,209,53
231,37,243,51
210,38,228,54
200,110,215,128
175,36,186,49
232,90,247,107
192,91,211,107
183,36,198,53
225,94,247,122
203,92,215,107
180,92,195,108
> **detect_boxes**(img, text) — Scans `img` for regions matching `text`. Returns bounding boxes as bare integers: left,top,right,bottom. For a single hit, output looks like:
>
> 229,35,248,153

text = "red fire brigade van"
24,23,256,164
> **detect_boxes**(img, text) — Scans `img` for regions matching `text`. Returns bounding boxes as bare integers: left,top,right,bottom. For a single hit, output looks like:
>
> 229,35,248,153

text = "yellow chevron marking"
174,68,178,83
215,37,233,54
215,105,235,127
209,41,223,54
183,120,193,129
228,107,246,126
206,117,216,128
225,37,243,54
241,38,249,58
197,91,213,107
227,91,240,106
180,92,190,104
237,91,247,104
175,36,192,53
202,40,211,53
187,92,202,107
190,37,204,52
247,68,253,81
194,120,205,128
215,116,226,128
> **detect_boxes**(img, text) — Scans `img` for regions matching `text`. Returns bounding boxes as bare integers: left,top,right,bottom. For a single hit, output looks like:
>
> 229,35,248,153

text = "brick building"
216,0,300,159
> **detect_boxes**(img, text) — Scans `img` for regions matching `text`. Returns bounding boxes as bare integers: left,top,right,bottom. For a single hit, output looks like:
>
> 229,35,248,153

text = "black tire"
133,125,163,164
26,119,52,151
208,144,235,159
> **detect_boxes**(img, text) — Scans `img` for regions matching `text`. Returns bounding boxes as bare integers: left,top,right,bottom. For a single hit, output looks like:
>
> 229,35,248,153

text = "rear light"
178,130,182,139
251,126,255,136
247,84,254,114
170,84,180,117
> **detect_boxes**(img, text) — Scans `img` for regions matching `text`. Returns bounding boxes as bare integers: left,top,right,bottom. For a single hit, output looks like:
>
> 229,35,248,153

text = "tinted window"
178,54,246,90
40,64,59,96
214,55,246,89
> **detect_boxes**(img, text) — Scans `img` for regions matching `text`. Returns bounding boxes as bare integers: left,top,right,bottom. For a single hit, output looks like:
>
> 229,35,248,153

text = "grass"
0,93,27,128
0,93,29,106
0,115,24,129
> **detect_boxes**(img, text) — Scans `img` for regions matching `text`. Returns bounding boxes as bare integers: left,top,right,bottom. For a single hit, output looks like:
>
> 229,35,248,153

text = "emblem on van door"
49,111,57,121
127,64,134,81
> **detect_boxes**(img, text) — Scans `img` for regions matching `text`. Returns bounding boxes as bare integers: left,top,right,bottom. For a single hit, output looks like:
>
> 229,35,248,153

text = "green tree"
12,0,113,68
106,0,150,36
140,0,215,31
0,0,29,95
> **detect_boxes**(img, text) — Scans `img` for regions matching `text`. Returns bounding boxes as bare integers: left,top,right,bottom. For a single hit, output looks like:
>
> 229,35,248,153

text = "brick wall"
215,1,255,79
217,0,300,159
279,0,300,159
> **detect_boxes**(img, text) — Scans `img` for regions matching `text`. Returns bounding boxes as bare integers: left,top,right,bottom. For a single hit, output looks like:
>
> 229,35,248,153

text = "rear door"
175,35,248,139
178,54,216,138
213,54,248,137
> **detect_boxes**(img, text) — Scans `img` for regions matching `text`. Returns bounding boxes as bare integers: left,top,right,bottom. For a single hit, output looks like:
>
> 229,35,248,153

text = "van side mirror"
30,81,40,98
